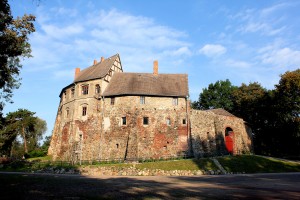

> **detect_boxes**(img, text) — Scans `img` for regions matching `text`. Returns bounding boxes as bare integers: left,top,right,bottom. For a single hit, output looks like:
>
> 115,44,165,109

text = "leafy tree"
41,135,51,151
272,69,300,157
231,82,272,154
0,0,35,115
198,79,237,111
0,109,47,157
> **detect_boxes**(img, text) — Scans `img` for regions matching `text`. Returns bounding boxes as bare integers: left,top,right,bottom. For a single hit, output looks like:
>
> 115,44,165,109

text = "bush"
26,149,47,158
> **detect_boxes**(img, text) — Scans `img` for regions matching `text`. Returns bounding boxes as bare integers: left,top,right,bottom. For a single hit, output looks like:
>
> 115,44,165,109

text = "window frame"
172,97,178,106
140,96,145,104
82,106,87,116
111,97,115,105
82,84,89,95
166,118,171,126
95,84,101,94
71,87,75,98
143,117,149,125
122,116,126,125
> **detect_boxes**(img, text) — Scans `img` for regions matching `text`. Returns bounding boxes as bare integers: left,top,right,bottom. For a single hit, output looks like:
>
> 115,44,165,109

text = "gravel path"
1,172,300,199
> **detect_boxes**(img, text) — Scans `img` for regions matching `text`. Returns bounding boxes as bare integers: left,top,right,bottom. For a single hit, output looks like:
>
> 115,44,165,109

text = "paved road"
0,172,300,199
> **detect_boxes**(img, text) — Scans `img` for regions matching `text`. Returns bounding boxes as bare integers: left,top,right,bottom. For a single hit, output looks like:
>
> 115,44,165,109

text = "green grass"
136,158,218,171
2,155,300,174
27,155,52,161
217,155,300,173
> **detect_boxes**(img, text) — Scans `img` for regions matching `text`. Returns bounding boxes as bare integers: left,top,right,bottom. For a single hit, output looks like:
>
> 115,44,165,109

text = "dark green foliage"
0,109,47,157
0,0,35,115
197,79,237,111
194,69,300,158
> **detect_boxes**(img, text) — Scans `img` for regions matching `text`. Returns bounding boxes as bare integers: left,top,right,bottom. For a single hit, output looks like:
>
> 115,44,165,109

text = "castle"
48,54,252,161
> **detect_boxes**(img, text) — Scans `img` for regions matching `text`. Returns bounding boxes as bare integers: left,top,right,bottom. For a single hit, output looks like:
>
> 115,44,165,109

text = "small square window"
182,119,186,125
143,117,149,125
111,97,115,105
82,106,87,116
172,97,178,106
122,117,126,125
140,96,145,104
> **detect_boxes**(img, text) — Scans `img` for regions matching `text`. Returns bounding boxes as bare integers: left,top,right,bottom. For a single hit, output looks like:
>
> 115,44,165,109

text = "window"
66,109,69,118
82,106,87,116
172,97,178,105
111,97,115,105
143,117,149,125
140,96,145,104
82,85,89,95
182,118,186,125
95,84,100,94
64,91,67,100
122,117,126,125
71,87,75,98
166,118,171,126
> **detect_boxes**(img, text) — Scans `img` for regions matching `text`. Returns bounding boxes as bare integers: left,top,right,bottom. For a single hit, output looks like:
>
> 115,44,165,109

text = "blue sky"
5,0,300,138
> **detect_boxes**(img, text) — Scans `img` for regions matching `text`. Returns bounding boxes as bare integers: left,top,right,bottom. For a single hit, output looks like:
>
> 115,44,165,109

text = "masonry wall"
190,110,252,158
48,94,190,161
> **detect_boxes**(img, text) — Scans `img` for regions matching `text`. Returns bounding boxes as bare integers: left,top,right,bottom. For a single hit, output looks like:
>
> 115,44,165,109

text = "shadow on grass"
0,172,300,199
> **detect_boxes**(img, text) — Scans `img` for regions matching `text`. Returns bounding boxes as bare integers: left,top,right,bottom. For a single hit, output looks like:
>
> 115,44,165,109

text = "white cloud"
259,47,300,68
233,3,290,36
199,44,227,57
163,47,192,57
224,59,251,68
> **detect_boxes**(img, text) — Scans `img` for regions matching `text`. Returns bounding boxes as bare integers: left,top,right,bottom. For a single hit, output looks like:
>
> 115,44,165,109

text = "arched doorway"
225,127,234,154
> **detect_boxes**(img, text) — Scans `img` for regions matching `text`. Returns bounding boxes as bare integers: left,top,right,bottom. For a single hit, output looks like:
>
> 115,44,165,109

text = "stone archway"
225,127,234,154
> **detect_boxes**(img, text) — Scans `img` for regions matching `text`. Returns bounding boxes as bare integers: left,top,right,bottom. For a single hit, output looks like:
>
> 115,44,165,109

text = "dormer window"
82,85,89,95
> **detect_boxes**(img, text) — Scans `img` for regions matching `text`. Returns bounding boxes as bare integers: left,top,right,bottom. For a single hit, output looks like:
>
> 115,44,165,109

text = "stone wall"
190,110,252,158
48,94,190,161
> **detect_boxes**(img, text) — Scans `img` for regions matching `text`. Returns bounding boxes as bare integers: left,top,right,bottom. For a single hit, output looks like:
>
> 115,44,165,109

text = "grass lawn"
1,155,300,174
217,155,300,173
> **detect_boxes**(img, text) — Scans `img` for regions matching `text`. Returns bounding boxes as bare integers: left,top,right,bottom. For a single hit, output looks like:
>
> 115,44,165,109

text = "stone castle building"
48,54,252,161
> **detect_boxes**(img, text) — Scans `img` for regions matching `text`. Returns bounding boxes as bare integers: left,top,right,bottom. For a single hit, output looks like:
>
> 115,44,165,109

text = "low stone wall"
77,166,225,176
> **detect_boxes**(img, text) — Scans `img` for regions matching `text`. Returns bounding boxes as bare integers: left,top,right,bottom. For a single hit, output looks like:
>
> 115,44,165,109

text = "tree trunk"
22,124,28,153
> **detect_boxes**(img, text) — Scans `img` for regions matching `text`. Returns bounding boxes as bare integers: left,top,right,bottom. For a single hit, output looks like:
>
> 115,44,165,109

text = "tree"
272,69,300,157
0,109,47,157
0,0,35,115
231,82,272,155
198,79,237,111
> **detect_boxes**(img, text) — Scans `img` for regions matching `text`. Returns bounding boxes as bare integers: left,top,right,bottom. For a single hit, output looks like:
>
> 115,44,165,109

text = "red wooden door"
225,131,234,154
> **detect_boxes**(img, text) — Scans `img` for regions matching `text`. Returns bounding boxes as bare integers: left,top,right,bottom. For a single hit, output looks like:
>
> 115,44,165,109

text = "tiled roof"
74,54,119,83
206,108,237,117
102,72,189,97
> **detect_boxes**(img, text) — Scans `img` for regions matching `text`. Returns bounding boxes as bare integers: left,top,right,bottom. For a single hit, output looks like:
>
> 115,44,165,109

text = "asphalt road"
0,172,300,199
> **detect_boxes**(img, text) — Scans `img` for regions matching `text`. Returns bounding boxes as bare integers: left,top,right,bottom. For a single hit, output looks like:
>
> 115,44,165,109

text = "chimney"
75,68,80,80
153,60,158,75
101,57,105,62
93,59,97,65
